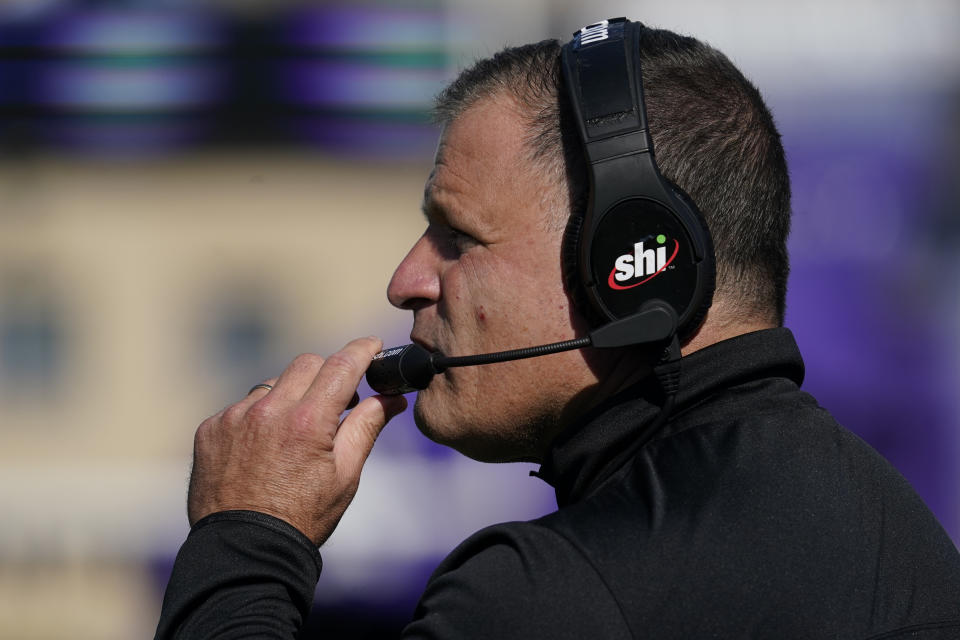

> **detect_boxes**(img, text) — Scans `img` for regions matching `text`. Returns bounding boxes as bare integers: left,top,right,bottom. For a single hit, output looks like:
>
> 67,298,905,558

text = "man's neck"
681,305,777,357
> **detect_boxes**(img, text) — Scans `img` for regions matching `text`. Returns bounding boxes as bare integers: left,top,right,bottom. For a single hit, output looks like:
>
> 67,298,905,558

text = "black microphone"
366,302,678,395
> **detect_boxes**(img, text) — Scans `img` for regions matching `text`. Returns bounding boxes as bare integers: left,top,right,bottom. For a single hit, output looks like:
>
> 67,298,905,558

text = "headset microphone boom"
366,301,677,396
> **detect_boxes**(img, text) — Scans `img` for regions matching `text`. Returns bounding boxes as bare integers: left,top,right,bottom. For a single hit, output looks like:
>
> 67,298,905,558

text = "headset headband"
564,19,653,157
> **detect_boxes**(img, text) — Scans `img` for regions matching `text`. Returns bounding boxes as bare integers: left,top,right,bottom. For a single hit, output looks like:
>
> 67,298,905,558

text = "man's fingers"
225,377,279,416
334,394,407,479
304,336,383,410
247,378,279,398
271,353,326,402
346,391,360,410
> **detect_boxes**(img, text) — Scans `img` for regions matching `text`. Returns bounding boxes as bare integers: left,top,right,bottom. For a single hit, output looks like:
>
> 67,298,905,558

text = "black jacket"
156,329,960,639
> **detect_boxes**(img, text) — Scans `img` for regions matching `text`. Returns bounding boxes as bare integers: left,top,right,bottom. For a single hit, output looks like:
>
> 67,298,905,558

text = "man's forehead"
418,94,559,230
433,96,525,171
420,139,485,218
420,173,441,220
420,166,474,226
433,134,448,166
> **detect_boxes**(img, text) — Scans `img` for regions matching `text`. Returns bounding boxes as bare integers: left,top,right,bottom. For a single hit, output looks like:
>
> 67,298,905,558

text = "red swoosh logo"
607,240,679,290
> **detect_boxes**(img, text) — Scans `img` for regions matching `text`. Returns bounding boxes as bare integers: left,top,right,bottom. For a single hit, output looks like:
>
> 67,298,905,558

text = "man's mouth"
410,334,439,355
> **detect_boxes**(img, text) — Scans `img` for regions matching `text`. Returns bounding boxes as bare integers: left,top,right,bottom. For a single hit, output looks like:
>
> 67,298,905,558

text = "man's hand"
187,336,407,546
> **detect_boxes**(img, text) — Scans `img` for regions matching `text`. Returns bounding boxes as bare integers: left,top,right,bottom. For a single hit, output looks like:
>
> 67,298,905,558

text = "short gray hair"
435,29,791,326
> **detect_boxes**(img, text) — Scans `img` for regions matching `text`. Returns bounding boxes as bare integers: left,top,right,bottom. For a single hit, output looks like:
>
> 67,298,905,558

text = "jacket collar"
534,328,805,506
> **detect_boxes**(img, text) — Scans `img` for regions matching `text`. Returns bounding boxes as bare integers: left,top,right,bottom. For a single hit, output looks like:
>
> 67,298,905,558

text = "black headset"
560,17,715,343
366,18,717,395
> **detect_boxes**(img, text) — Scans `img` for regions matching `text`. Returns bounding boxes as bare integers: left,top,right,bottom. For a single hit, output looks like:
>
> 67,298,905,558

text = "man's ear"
560,213,607,329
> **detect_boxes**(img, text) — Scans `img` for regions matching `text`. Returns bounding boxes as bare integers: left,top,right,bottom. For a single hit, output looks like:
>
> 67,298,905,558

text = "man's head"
387,25,791,461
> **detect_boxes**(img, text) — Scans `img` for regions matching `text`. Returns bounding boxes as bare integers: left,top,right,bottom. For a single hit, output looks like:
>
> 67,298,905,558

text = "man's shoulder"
403,519,632,638
426,518,580,571
653,376,932,523
527,398,960,638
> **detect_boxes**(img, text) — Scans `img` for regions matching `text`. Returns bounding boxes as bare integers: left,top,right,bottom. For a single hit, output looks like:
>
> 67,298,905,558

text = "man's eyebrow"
420,193,448,224
419,198,433,222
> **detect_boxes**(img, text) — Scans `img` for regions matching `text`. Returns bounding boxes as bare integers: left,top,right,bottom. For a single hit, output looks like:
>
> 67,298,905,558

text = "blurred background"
0,0,957,637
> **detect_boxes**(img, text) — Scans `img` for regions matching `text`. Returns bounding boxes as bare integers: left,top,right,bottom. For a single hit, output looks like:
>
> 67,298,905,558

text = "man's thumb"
334,394,407,478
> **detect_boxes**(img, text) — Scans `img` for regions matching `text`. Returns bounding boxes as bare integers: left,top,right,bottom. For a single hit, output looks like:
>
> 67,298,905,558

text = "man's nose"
387,233,442,310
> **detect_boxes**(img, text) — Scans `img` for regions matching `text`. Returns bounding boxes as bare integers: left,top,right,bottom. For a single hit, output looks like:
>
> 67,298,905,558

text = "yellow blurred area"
0,561,156,640
0,152,430,638
0,153,426,457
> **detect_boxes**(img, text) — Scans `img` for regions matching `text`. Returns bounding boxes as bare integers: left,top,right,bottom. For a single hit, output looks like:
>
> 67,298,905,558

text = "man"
156,22,960,639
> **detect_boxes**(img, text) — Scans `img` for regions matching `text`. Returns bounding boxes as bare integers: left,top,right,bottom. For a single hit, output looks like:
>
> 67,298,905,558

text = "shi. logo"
607,234,679,290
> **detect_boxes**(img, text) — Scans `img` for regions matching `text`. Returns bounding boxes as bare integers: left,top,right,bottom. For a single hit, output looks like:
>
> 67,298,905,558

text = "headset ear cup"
667,183,716,341
561,213,607,327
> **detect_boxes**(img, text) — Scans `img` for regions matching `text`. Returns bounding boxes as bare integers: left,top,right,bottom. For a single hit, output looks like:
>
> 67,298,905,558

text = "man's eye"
447,227,478,251
425,222,478,256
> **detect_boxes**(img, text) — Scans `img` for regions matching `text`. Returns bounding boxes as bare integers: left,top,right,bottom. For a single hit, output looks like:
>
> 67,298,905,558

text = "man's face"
386,94,603,463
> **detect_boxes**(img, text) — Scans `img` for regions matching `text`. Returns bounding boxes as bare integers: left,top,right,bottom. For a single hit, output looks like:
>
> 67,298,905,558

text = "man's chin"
411,399,482,460
412,395,536,464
